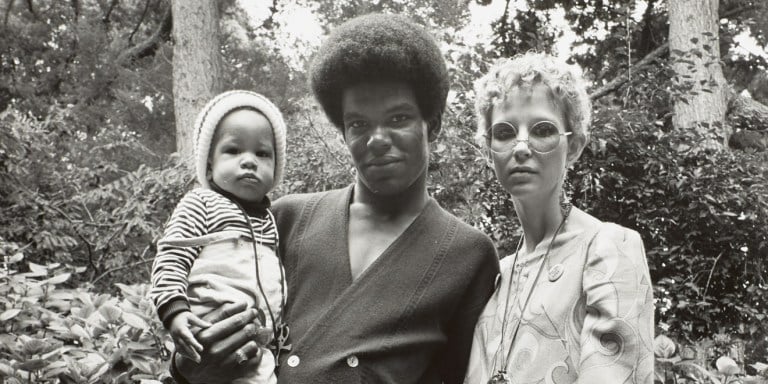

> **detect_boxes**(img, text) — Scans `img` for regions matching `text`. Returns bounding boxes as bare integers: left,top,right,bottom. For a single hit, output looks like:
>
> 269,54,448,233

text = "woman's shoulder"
591,222,644,250
568,207,642,245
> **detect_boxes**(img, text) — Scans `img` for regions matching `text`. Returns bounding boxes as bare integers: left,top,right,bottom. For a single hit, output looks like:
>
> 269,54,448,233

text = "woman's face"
489,85,574,200
341,81,433,196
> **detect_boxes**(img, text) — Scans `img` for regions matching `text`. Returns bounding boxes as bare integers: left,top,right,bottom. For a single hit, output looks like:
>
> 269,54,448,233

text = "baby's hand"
169,311,212,363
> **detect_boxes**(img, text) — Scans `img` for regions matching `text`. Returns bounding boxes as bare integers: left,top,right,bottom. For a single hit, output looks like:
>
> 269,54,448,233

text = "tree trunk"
668,0,729,140
172,0,222,165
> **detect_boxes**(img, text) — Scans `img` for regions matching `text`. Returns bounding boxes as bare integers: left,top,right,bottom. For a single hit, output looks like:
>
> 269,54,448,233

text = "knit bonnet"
193,90,287,190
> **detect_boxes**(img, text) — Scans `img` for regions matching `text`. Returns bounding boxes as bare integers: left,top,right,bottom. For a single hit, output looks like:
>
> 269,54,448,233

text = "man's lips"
367,157,402,167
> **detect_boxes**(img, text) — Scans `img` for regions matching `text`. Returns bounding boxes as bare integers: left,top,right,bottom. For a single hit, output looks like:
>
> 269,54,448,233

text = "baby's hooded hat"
193,90,287,190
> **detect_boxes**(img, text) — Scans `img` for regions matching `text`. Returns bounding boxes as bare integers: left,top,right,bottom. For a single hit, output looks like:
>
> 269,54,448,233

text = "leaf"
9,252,24,263
716,356,740,375
122,312,149,330
98,304,122,323
70,324,91,340
0,308,22,321
16,358,49,371
28,262,48,276
46,272,71,285
653,334,676,358
690,37,699,44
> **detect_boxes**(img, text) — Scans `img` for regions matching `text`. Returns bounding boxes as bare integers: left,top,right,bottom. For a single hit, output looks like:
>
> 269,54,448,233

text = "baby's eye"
224,147,239,154
530,122,560,138
256,150,272,158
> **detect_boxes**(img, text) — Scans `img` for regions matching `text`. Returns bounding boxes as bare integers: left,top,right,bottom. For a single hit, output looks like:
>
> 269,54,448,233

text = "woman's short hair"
309,13,450,135
474,52,591,148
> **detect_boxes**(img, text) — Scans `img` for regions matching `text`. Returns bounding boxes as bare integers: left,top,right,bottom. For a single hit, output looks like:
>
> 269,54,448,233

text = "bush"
0,107,193,291
571,106,768,364
0,242,172,383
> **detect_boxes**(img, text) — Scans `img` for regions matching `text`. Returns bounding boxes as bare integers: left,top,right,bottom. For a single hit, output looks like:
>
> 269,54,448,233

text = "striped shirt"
150,188,278,313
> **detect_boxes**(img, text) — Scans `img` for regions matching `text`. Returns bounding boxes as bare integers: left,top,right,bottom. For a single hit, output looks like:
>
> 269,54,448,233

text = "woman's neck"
512,191,564,254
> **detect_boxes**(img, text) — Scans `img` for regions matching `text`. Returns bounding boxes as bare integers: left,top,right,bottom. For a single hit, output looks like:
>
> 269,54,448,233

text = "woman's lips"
509,166,536,174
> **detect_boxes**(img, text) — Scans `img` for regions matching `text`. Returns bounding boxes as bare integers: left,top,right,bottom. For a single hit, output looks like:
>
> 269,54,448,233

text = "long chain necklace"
234,202,291,366
488,206,571,384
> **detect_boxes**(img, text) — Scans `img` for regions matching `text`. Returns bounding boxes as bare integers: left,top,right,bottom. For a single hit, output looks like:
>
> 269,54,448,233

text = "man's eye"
346,120,368,132
391,114,411,125
531,122,559,138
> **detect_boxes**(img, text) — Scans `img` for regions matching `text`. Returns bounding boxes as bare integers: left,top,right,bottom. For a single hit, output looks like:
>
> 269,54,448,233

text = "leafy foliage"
2,0,768,382
0,244,172,383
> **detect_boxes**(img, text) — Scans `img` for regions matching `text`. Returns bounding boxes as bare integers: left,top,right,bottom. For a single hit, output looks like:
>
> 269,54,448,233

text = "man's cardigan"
272,186,500,384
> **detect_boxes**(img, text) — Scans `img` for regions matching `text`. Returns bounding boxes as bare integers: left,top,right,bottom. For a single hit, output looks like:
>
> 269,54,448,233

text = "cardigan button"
346,355,359,368
287,355,300,367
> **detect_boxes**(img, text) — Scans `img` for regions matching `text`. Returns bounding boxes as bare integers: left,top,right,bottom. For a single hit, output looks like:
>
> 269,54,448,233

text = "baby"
150,90,288,384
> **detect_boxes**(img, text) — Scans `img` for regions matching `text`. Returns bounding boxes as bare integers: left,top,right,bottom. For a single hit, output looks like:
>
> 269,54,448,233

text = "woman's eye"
491,124,518,140
531,122,559,138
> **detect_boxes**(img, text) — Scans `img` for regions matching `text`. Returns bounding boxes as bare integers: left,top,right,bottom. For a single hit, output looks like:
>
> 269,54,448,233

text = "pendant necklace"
488,206,571,384
235,202,291,366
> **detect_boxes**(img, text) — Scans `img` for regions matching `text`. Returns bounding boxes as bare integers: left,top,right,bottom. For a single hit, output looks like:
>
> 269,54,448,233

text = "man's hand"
174,302,268,384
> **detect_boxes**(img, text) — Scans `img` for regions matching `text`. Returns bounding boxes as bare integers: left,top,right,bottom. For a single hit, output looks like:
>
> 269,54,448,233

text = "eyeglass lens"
490,121,563,153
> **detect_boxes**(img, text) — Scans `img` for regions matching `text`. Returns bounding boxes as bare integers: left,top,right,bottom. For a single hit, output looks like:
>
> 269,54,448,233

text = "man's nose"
367,125,392,154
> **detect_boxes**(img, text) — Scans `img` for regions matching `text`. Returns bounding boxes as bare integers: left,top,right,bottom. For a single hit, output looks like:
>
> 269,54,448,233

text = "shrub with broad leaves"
0,241,173,383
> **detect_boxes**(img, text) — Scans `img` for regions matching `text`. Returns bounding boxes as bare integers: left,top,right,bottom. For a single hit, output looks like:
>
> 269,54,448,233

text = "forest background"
1,0,768,383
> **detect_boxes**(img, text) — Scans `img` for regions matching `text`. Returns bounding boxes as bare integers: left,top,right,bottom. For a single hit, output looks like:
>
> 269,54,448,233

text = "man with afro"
172,13,499,384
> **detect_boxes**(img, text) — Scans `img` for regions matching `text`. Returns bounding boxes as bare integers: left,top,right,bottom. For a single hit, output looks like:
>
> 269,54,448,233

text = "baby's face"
210,109,275,203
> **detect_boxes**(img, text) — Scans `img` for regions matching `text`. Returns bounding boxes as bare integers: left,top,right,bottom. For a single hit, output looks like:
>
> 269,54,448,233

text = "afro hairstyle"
309,13,450,136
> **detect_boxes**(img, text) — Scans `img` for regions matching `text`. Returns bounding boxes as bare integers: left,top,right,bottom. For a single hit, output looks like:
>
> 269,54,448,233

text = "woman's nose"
512,139,532,162
367,126,392,154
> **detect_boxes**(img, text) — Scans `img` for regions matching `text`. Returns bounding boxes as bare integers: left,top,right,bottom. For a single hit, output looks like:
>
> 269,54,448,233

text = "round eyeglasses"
489,121,571,154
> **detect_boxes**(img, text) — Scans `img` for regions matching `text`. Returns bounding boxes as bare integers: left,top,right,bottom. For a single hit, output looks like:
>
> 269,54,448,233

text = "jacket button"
287,355,300,367
346,355,359,368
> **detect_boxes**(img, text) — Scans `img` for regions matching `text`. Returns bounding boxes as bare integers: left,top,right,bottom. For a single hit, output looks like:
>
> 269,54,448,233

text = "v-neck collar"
338,184,437,285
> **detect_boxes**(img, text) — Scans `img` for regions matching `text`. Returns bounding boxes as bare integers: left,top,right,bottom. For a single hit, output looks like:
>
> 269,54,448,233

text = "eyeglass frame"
486,120,572,154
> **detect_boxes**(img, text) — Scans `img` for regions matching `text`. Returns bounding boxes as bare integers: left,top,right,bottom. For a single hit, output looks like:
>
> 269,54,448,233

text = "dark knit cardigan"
272,186,500,384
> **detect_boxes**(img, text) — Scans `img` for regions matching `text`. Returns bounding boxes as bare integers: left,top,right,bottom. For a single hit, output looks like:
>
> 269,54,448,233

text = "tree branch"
71,0,79,19
25,0,37,21
102,0,118,27
260,0,278,30
588,1,761,102
4,0,15,28
128,0,150,43
303,112,348,169
589,42,668,101
92,252,153,284
117,2,172,65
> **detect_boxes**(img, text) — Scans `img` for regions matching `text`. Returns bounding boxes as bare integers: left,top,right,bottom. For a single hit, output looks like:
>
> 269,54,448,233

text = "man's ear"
427,117,441,142
566,133,587,166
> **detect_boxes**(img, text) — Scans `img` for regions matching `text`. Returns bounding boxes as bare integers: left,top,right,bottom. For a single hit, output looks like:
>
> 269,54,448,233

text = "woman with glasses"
464,53,654,384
